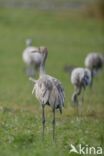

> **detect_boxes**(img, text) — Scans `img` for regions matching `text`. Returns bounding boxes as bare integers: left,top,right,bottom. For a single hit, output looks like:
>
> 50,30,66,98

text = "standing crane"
29,47,65,140
22,38,43,77
84,52,104,87
71,67,91,113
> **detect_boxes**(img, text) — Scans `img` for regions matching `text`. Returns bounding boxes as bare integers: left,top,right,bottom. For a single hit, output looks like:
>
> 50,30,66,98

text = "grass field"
0,8,104,156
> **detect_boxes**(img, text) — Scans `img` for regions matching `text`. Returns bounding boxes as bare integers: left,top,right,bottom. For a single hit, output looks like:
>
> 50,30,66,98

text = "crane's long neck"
39,49,48,77
90,69,94,87
39,63,46,77
72,86,82,105
39,54,47,77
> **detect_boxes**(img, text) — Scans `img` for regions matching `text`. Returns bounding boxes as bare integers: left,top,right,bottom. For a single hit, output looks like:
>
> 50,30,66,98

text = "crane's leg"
78,86,83,116
75,100,80,117
74,87,79,116
52,104,56,141
42,105,45,140
81,87,85,105
90,70,93,88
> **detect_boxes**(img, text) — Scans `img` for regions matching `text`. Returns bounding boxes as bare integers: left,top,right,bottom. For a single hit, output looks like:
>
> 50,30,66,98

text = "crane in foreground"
29,47,65,140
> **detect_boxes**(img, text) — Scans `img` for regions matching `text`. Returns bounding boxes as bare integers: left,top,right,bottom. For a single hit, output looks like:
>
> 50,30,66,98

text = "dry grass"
83,0,104,20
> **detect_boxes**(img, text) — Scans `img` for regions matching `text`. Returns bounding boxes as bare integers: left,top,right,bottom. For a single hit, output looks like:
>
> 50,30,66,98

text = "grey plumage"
34,75,64,113
22,38,43,77
71,68,91,110
85,52,104,86
29,47,64,140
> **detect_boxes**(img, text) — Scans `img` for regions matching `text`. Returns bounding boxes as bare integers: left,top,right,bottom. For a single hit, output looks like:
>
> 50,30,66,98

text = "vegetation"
85,0,104,19
0,8,104,156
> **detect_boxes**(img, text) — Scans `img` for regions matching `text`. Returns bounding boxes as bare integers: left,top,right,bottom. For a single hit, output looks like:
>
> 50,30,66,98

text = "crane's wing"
35,77,52,105
52,77,65,106
33,74,65,113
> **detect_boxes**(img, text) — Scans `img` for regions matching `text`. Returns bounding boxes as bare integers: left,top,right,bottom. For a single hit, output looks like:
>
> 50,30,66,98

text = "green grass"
0,8,104,156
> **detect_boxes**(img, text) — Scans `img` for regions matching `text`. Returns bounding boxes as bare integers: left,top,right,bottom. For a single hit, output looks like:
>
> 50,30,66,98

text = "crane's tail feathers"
32,86,35,94
29,77,36,83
